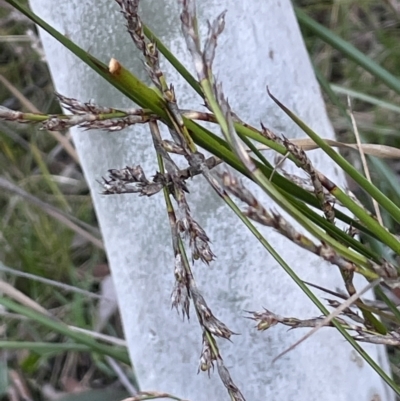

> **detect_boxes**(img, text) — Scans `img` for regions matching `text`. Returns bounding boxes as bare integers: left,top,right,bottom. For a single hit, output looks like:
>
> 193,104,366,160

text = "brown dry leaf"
257,138,400,159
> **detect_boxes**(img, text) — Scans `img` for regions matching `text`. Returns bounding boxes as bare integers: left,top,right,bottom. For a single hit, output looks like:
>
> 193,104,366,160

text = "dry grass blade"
0,262,109,301
53,326,126,347
9,370,33,401
347,96,383,226
105,356,138,395
120,391,189,401
0,34,31,42
1,302,127,347
272,278,382,363
256,138,400,159
0,279,50,316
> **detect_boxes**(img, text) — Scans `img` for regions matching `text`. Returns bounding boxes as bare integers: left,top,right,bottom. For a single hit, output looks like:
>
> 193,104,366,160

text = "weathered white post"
28,1,394,400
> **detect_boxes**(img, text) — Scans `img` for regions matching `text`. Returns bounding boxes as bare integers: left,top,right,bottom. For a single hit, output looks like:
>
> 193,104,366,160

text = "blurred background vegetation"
1,0,400,399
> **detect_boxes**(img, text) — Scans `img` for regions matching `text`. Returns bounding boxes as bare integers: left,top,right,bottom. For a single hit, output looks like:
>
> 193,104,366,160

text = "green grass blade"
4,0,166,116
315,65,400,211
7,0,392,265
236,132,385,261
202,80,376,276
330,84,400,114
0,341,90,354
268,90,400,253
199,74,400,394
295,7,400,94
286,196,381,261
187,118,385,247
31,144,71,212
0,296,130,365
